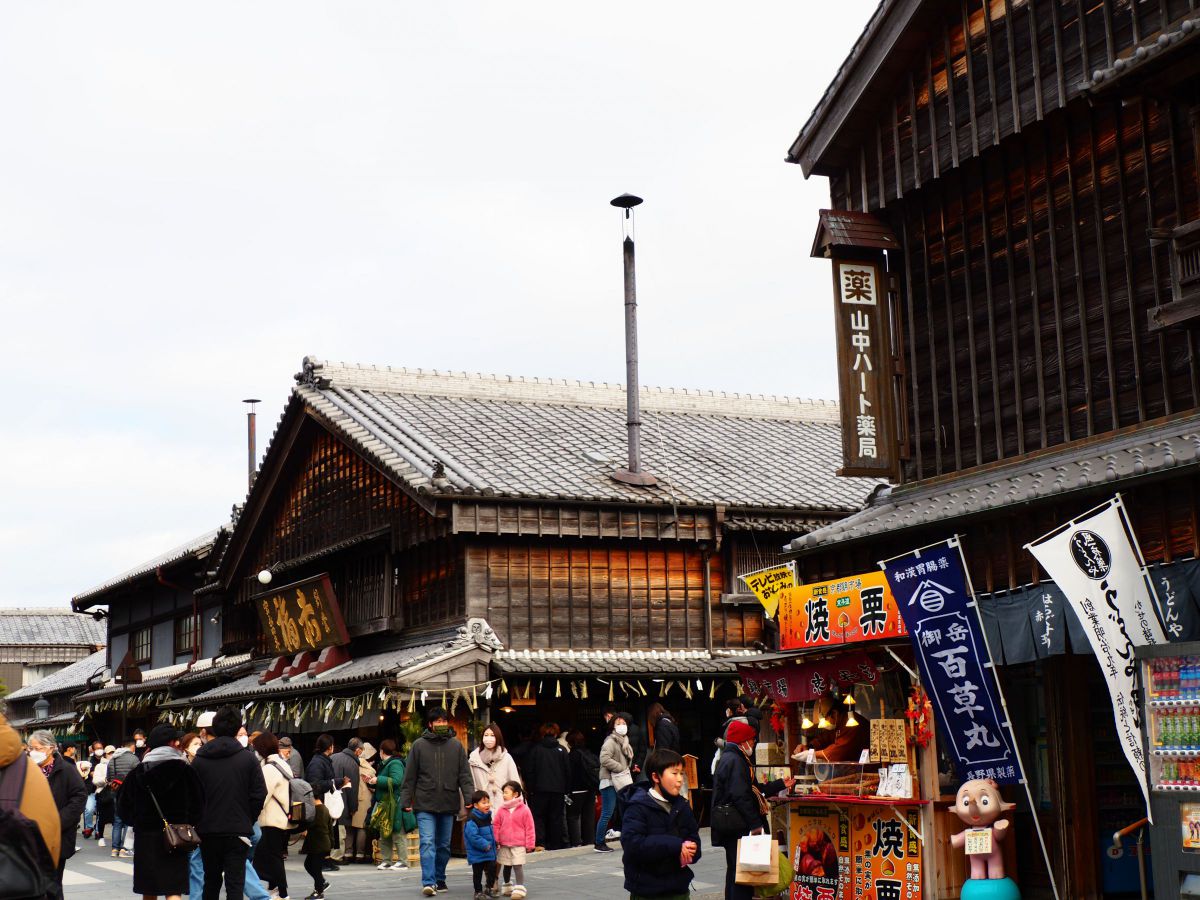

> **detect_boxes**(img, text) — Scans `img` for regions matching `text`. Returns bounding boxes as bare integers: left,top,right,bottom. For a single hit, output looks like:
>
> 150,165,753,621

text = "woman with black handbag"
710,719,793,900
117,724,205,900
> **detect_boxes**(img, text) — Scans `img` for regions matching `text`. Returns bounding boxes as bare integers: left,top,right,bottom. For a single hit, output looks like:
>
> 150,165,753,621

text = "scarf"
143,746,186,767
479,746,500,767
501,796,525,812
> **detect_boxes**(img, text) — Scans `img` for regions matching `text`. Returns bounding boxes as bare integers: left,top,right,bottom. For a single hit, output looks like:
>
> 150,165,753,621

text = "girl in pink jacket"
492,781,536,899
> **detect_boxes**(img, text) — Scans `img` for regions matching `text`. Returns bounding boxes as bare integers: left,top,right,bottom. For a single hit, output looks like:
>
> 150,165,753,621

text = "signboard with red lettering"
778,572,907,651
830,258,897,478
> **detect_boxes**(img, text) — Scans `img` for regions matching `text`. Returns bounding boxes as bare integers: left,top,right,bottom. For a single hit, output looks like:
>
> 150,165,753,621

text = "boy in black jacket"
191,706,267,900
618,749,701,900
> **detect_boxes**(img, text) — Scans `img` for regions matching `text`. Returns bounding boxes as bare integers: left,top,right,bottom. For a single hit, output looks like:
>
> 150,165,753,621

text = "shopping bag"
324,787,345,820
735,837,780,885
754,849,794,898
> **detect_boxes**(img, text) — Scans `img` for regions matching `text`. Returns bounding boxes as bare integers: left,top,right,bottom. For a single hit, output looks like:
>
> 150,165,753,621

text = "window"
131,626,152,665
174,614,199,657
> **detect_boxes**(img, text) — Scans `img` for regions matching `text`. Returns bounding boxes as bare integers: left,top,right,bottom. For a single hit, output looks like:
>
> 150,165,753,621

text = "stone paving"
63,830,727,900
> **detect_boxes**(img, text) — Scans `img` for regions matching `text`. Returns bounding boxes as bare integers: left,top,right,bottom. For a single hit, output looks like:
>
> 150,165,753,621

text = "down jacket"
492,796,536,851
464,807,497,864
618,782,701,897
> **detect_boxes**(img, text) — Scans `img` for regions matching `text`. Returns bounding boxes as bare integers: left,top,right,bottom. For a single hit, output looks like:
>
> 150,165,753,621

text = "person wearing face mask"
133,729,148,760
180,732,202,763
595,714,634,853
398,707,475,896
107,739,141,857
117,724,205,900
469,723,522,814
27,729,86,900
0,713,60,884
711,719,795,900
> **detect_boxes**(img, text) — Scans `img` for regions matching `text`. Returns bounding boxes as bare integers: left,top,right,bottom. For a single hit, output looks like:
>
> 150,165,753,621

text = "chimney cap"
242,398,261,405
610,193,643,209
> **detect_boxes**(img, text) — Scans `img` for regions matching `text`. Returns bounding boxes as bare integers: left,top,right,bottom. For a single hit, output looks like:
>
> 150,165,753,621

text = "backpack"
0,760,56,900
270,761,315,829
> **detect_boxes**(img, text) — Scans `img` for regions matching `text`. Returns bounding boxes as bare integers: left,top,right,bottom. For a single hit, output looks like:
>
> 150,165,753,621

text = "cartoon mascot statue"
950,779,1021,900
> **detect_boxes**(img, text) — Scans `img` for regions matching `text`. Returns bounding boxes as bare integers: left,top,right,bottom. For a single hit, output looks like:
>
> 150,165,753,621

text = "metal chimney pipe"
243,399,260,491
610,194,657,487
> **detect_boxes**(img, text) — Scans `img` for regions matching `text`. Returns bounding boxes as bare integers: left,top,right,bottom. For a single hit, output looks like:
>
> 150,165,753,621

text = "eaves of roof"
72,528,224,610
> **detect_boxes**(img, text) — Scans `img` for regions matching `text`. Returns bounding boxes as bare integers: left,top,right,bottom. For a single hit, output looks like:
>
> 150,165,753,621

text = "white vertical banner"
1025,494,1164,818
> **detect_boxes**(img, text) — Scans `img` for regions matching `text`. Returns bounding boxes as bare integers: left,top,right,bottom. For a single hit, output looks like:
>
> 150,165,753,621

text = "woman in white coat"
254,732,293,900
468,722,522,810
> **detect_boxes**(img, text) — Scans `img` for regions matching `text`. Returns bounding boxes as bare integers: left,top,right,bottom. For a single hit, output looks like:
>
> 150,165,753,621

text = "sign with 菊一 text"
740,562,796,618
778,571,906,650
738,651,878,704
880,541,1020,785
255,574,350,656
830,259,896,478
1025,495,1164,817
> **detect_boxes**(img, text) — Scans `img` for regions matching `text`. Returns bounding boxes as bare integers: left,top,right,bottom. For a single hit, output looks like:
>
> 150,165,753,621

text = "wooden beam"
939,186,964,470
999,142,1027,456
943,23,962,170
1139,99,1172,416
959,175,984,465
1112,102,1147,421
1002,0,1022,133
1063,112,1095,437
901,213,925,479
961,0,981,157
1086,105,1120,431
1020,141,1049,449
1027,0,1045,121
1042,127,1072,443
979,166,1005,460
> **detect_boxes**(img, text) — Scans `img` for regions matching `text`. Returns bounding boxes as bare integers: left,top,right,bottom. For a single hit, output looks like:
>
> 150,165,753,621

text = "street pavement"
63,831,727,900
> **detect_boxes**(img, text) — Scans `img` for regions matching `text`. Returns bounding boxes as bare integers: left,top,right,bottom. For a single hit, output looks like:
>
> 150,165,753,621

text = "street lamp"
33,697,50,721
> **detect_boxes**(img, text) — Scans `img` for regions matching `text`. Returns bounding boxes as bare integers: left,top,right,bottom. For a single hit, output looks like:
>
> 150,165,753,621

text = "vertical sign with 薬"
831,259,896,478
879,541,1021,784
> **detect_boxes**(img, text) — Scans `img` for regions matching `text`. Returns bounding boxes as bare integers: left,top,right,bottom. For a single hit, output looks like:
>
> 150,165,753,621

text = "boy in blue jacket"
619,749,701,900
464,789,498,900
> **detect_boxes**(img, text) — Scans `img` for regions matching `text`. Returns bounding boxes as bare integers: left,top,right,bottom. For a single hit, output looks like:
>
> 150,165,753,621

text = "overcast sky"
1,2,877,609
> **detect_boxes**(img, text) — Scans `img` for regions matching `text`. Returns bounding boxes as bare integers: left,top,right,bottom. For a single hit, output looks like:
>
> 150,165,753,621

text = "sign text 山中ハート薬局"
778,571,906,650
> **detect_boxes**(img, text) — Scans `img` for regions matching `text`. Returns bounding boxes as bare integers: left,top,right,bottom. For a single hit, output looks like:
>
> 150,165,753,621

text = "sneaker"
119,850,134,859
593,842,614,853
474,893,487,900
604,829,620,840
98,838,106,848
390,862,408,870
111,848,119,857
487,887,500,898
82,828,93,838
511,887,526,900
377,863,392,871
422,888,436,898
501,884,513,897
304,893,323,900
318,881,330,894
435,884,449,893
533,846,544,853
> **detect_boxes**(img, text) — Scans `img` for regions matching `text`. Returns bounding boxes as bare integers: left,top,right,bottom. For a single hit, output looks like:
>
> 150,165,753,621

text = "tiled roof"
5,649,107,701
183,638,474,705
492,648,758,676
787,412,1200,554
292,357,878,512
0,610,106,648
73,528,223,607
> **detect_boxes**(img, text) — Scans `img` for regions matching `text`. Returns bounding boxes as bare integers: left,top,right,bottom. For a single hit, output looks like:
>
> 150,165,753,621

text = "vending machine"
1137,643,1200,897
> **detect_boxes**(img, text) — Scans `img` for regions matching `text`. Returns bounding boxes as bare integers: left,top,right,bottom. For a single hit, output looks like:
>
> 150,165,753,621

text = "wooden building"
786,1,1200,897
159,357,877,769
4,649,106,742
0,609,104,715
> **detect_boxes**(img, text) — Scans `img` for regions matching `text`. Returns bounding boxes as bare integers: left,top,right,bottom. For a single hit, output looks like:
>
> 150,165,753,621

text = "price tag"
964,828,993,855
806,749,816,765
858,749,871,765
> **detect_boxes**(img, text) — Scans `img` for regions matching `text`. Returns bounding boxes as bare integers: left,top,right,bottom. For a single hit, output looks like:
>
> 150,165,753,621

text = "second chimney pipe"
243,399,260,491
610,193,656,487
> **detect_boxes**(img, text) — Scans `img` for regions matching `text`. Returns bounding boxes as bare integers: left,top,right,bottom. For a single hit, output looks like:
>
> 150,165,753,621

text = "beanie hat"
725,719,758,746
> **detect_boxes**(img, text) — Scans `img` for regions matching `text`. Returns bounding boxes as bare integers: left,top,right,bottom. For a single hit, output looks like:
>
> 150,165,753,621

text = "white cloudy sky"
0,2,877,609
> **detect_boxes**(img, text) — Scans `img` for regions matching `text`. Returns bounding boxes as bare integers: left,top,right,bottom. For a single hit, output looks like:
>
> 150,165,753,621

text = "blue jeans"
595,786,617,845
111,812,127,851
189,846,204,899
244,823,270,900
83,793,96,832
416,811,454,887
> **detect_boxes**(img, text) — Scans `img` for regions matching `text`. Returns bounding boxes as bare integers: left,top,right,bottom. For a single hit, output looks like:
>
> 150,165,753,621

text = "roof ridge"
295,356,840,424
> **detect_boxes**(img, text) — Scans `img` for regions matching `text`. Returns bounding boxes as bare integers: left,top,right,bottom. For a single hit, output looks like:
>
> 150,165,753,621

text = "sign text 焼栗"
830,259,896,478
255,573,351,656
739,562,796,618
778,571,906,650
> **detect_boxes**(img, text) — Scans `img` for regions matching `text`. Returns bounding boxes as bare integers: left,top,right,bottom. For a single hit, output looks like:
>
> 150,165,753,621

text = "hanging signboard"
880,541,1020,784
255,574,350,656
738,651,879,704
779,571,906,651
830,258,897,478
740,561,797,618
1025,495,1165,817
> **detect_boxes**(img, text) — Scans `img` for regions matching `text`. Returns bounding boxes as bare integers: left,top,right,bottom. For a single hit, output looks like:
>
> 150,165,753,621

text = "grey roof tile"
293,358,879,512
73,528,223,606
5,649,107,701
0,610,106,648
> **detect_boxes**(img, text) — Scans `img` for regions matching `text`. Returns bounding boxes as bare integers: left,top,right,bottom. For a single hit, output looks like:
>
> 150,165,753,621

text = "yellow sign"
778,570,906,650
740,562,796,618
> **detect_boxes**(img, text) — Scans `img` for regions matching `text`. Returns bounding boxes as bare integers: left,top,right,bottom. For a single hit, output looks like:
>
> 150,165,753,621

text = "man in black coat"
329,737,363,861
524,723,571,851
191,706,267,900
27,730,86,900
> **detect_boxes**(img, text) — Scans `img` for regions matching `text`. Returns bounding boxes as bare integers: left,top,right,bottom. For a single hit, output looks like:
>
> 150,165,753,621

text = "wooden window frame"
173,613,198,658
131,626,152,666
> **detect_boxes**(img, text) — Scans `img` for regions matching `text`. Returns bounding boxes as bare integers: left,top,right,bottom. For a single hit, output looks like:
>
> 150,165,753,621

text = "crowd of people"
0,691,814,900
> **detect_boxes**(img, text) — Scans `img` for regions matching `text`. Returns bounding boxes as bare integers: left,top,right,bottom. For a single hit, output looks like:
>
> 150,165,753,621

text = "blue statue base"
961,877,1020,900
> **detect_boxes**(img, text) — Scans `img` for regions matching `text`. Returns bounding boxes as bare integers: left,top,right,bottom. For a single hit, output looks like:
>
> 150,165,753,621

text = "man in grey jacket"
398,708,474,896
330,738,363,861
107,739,139,856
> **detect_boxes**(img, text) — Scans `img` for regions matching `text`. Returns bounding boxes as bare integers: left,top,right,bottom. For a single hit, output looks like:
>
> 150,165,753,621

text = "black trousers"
304,854,326,892
565,791,596,847
722,840,753,900
529,791,565,851
200,834,249,900
254,826,289,897
472,861,497,892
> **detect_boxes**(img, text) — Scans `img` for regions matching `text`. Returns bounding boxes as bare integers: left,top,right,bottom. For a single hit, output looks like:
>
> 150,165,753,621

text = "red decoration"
905,686,933,748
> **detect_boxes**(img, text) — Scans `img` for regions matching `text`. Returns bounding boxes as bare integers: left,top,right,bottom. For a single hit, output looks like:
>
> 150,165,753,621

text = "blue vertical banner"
880,539,1021,784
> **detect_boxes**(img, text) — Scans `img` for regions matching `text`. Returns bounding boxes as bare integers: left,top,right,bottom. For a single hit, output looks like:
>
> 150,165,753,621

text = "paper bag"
736,837,780,885
737,834,775,873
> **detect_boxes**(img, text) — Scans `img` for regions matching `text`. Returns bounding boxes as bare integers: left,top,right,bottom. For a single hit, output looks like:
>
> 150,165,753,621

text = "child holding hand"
492,780,536,900
619,749,702,900
465,789,499,900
